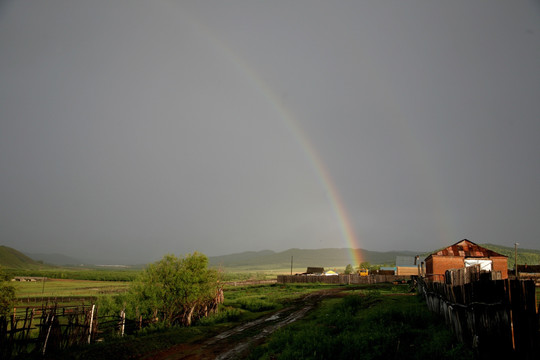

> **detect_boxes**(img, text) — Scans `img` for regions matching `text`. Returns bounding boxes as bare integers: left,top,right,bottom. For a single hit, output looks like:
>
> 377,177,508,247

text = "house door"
464,258,492,271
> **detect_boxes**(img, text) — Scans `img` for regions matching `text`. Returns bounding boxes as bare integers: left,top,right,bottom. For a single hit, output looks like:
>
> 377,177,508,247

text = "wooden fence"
441,264,503,285
277,274,412,284
0,304,139,359
418,276,539,359
224,279,277,286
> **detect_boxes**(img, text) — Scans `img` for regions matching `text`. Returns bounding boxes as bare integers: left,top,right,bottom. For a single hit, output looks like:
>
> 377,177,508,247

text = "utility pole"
514,243,519,279
290,256,293,275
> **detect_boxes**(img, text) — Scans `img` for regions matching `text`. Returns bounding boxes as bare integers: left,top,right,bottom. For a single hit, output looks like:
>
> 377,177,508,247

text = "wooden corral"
1,287,225,359
0,305,99,359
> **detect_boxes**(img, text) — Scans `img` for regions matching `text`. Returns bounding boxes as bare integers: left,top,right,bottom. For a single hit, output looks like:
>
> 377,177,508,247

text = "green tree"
344,264,354,275
130,252,222,326
0,267,15,317
358,261,371,270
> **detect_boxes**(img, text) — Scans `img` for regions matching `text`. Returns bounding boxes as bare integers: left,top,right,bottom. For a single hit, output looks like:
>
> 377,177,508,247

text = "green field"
12,278,131,307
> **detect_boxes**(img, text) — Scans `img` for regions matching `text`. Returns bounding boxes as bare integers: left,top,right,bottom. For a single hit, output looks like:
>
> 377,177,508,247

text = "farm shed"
424,239,508,282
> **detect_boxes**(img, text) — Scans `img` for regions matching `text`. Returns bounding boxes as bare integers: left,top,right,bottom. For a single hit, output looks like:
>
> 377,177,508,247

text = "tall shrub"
129,252,221,326
0,267,15,317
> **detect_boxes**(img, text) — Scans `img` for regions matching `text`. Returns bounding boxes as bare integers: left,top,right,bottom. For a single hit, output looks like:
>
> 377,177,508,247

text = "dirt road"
145,288,345,360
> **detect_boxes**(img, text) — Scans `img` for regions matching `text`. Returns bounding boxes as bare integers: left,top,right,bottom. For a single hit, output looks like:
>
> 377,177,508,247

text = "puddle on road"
265,314,280,321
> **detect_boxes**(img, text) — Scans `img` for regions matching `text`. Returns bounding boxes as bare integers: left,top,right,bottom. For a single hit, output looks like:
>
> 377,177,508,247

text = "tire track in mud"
148,288,344,360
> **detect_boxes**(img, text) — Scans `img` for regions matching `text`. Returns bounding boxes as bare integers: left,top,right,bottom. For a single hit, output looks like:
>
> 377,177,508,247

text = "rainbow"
268,99,364,267
188,17,364,266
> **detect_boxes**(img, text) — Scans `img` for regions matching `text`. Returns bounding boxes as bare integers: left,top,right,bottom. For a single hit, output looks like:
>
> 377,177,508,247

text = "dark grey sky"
1,1,539,264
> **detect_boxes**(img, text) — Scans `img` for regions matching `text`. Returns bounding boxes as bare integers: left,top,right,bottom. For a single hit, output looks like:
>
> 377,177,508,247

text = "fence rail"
224,279,277,286
277,274,412,284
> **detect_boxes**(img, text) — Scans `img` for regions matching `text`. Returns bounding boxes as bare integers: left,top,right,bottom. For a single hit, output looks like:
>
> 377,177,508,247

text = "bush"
129,252,222,326
96,294,127,317
0,267,15,316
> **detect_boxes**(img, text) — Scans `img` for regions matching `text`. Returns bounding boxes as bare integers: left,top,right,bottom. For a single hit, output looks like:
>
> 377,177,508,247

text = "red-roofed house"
424,239,508,281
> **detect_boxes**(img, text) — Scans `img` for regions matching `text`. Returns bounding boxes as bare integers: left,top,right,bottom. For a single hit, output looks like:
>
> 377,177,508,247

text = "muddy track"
145,288,345,360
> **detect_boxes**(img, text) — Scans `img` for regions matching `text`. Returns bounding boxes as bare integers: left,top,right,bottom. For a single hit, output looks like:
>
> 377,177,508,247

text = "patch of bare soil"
144,288,345,360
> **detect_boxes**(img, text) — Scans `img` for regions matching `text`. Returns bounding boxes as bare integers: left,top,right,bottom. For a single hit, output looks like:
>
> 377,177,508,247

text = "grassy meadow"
30,282,348,359
36,282,475,360
248,287,473,360
6,268,139,281
12,278,131,307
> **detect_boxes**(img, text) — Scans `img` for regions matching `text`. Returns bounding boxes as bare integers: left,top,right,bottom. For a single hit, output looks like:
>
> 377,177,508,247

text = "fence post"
121,309,125,337
88,304,95,344
42,314,55,355
25,308,34,340
506,279,516,351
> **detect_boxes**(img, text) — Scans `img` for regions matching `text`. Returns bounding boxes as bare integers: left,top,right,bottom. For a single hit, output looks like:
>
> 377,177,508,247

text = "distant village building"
424,239,508,282
304,267,324,275
395,255,419,276
377,266,396,275
12,276,46,282
516,265,540,285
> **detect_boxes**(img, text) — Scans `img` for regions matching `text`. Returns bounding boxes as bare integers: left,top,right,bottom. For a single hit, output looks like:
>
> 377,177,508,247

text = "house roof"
305,267,324,274
425,239,507,260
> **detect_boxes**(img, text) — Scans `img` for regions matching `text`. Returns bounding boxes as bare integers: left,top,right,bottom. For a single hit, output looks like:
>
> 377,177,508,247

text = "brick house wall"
491,257,508,278
424,239,509,281
426,256,464,281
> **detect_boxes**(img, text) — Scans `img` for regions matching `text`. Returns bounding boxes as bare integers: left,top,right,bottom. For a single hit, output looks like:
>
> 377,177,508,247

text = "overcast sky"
1,1,539,264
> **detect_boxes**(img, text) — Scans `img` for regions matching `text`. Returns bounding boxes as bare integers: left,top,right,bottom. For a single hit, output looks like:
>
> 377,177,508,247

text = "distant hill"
0,245,51,269
24,252,84,266
481,243,540,268
4,243,538,272
209,248,419,270
209,244,540,271
209,250,275,266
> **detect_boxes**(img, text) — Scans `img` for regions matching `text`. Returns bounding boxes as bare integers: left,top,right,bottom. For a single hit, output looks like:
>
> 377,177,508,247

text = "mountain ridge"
2,243,539,270
208,247,420,270
0,245,52,269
